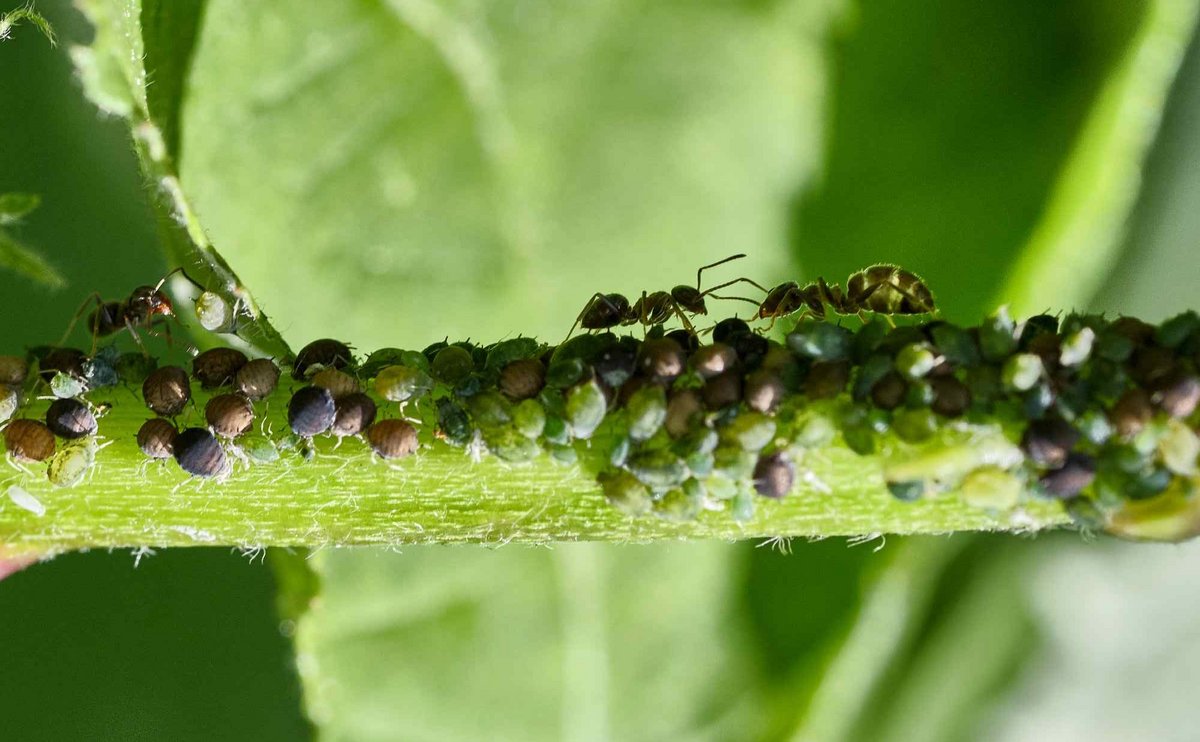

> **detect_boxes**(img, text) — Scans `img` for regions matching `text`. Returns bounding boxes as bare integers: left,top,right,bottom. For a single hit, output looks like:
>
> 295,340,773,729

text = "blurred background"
1,1,1199,740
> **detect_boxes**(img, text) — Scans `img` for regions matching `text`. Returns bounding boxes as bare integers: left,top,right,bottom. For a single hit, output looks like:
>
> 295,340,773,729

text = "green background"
2,0,1199,740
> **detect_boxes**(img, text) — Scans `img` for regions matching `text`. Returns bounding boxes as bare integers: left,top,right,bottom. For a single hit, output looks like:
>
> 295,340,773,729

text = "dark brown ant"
568,254,760,338
754,264,936,329
59,268,201,355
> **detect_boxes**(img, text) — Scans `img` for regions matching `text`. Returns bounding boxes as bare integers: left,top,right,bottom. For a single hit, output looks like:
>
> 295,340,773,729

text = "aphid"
137,418,178,459
194,290,240,333
565,380,607,439
293,338,353,380
142,366,192,416
431,345,475,384
234,358,281,401
59,268,197,354
6,484,45,516
689,343,737,379
331,393,377,438
755,265,936,327
37,347,87,383
664,389,704,438
192,347,248,389
753,451,795,499
288,386,336,437
702,371,742,410
205,393,254,438
0,354,27,386
1021,417,1078,468
374,365,433,404
567,255,758,337
47,438,100,488
311,368,360,400
636,338,685,381
498,358,546,401
0,385,18,424
173,427,229,478
929,377,971,418
743,370,784,414
366,419,418,460
4,419,56,462
45,397,98,439
1039,453,1096,498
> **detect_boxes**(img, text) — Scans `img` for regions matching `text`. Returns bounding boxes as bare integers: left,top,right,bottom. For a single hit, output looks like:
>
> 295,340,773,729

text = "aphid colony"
3,261,1200,540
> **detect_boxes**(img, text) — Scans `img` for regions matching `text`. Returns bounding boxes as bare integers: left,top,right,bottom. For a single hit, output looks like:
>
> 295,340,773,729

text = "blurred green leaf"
0,192,40,224
0,216,64,289
299,544,764,742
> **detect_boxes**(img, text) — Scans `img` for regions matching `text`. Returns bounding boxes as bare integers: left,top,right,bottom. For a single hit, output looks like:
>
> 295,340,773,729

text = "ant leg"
58,292,104,348
668,299,695,334
124,318,151,358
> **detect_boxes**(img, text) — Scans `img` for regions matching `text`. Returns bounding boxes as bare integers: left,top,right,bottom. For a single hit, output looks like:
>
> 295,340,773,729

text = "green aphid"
565,380,607,439
721,412,776,452
548,443,578,466
893,408,938,443
627,385,667,442
1002,353,1043,392
676,426,719,457
552,333,615,365
706,476,738,501
47,439,98,488
713,445,757,481
979,307,1017,361
627,449,688,489
1058,327,1095,367
436,398,472,444
1159,419,1199,476
685,450,715,478
887,480,924,502
653,482,704,522
484,337,542,372
1156,311,1200,349
851,319,890,362
468,391,512,429
1076,409,1113,445
546,357,587,389
930,323,981,367
787,320,853,361
895,343,937,380
49,371,86,399
791,412,836,448
842,424,877,456
484,427,540,463
883,431,1023,492
731,490,756,522
1094,329,1134,363
240,435,280,464
598,469,652,515
542,414,570,446
960,466,1022,511
431,345,475,384
361,348,429,378
374,364,433,403
512,399,546,439
853,354,893,401
0,385,18,424
905,380,934,408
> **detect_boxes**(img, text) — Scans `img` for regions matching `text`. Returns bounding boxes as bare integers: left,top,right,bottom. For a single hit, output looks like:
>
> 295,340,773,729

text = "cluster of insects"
569,257,938,338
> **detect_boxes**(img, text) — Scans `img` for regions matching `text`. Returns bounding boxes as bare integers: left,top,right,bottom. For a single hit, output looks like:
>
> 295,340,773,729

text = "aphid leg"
58,292,105,348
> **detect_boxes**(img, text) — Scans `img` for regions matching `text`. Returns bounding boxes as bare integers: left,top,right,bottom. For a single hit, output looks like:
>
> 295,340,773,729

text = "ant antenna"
155,266,208,294
695,253,747,290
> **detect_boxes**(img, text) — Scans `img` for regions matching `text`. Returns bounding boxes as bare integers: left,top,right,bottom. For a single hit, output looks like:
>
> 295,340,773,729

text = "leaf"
0,227,64,288
71,0,292,358
298,544,764,742
0,3,57,47
178,0,837,348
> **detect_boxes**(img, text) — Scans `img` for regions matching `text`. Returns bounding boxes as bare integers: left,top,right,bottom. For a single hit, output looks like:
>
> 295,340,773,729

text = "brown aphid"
4,419,56,462
689,343,738,379
929,376,972,418
332,393,378,437
234,358,281,401
1110,388,1153,438
665,389,704,438
137,418,178,459
293,338,353,380
173,427,228,478
1153,370,1200,419
702,371,742,410
205,393,254,438
870,373,908,411
499,358,546,401
753,451,795,499
0,355,28,386
45,398,98,440
193,347,248,389
1107,316,1156,346
1021,417,1079,469
366,419,419,460
636,338,686,381
143,366,192,416
804,361,850,400
288,386,336,437
1040,453,1096,498
311,368,360,400
744,370,785,414
38,347,87,383
1130,345,1176,388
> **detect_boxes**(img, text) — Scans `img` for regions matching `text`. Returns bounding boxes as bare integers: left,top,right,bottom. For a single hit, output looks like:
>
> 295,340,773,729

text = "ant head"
129,285,175,317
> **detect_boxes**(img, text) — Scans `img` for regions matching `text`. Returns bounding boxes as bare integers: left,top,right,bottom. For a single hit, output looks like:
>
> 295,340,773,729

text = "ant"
58,268,203,355
567,254,761,339
753,264,936,329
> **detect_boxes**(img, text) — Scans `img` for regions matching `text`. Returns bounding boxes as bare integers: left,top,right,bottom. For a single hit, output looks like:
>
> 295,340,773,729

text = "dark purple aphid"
1040,453,1096,498
45,398,97,439
753,451,795,499
173,427,228,478
288,386,336,437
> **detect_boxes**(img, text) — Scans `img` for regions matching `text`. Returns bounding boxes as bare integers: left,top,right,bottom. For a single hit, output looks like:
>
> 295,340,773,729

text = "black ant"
567,254,761,338
58,268,202,355
753,264,936,329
